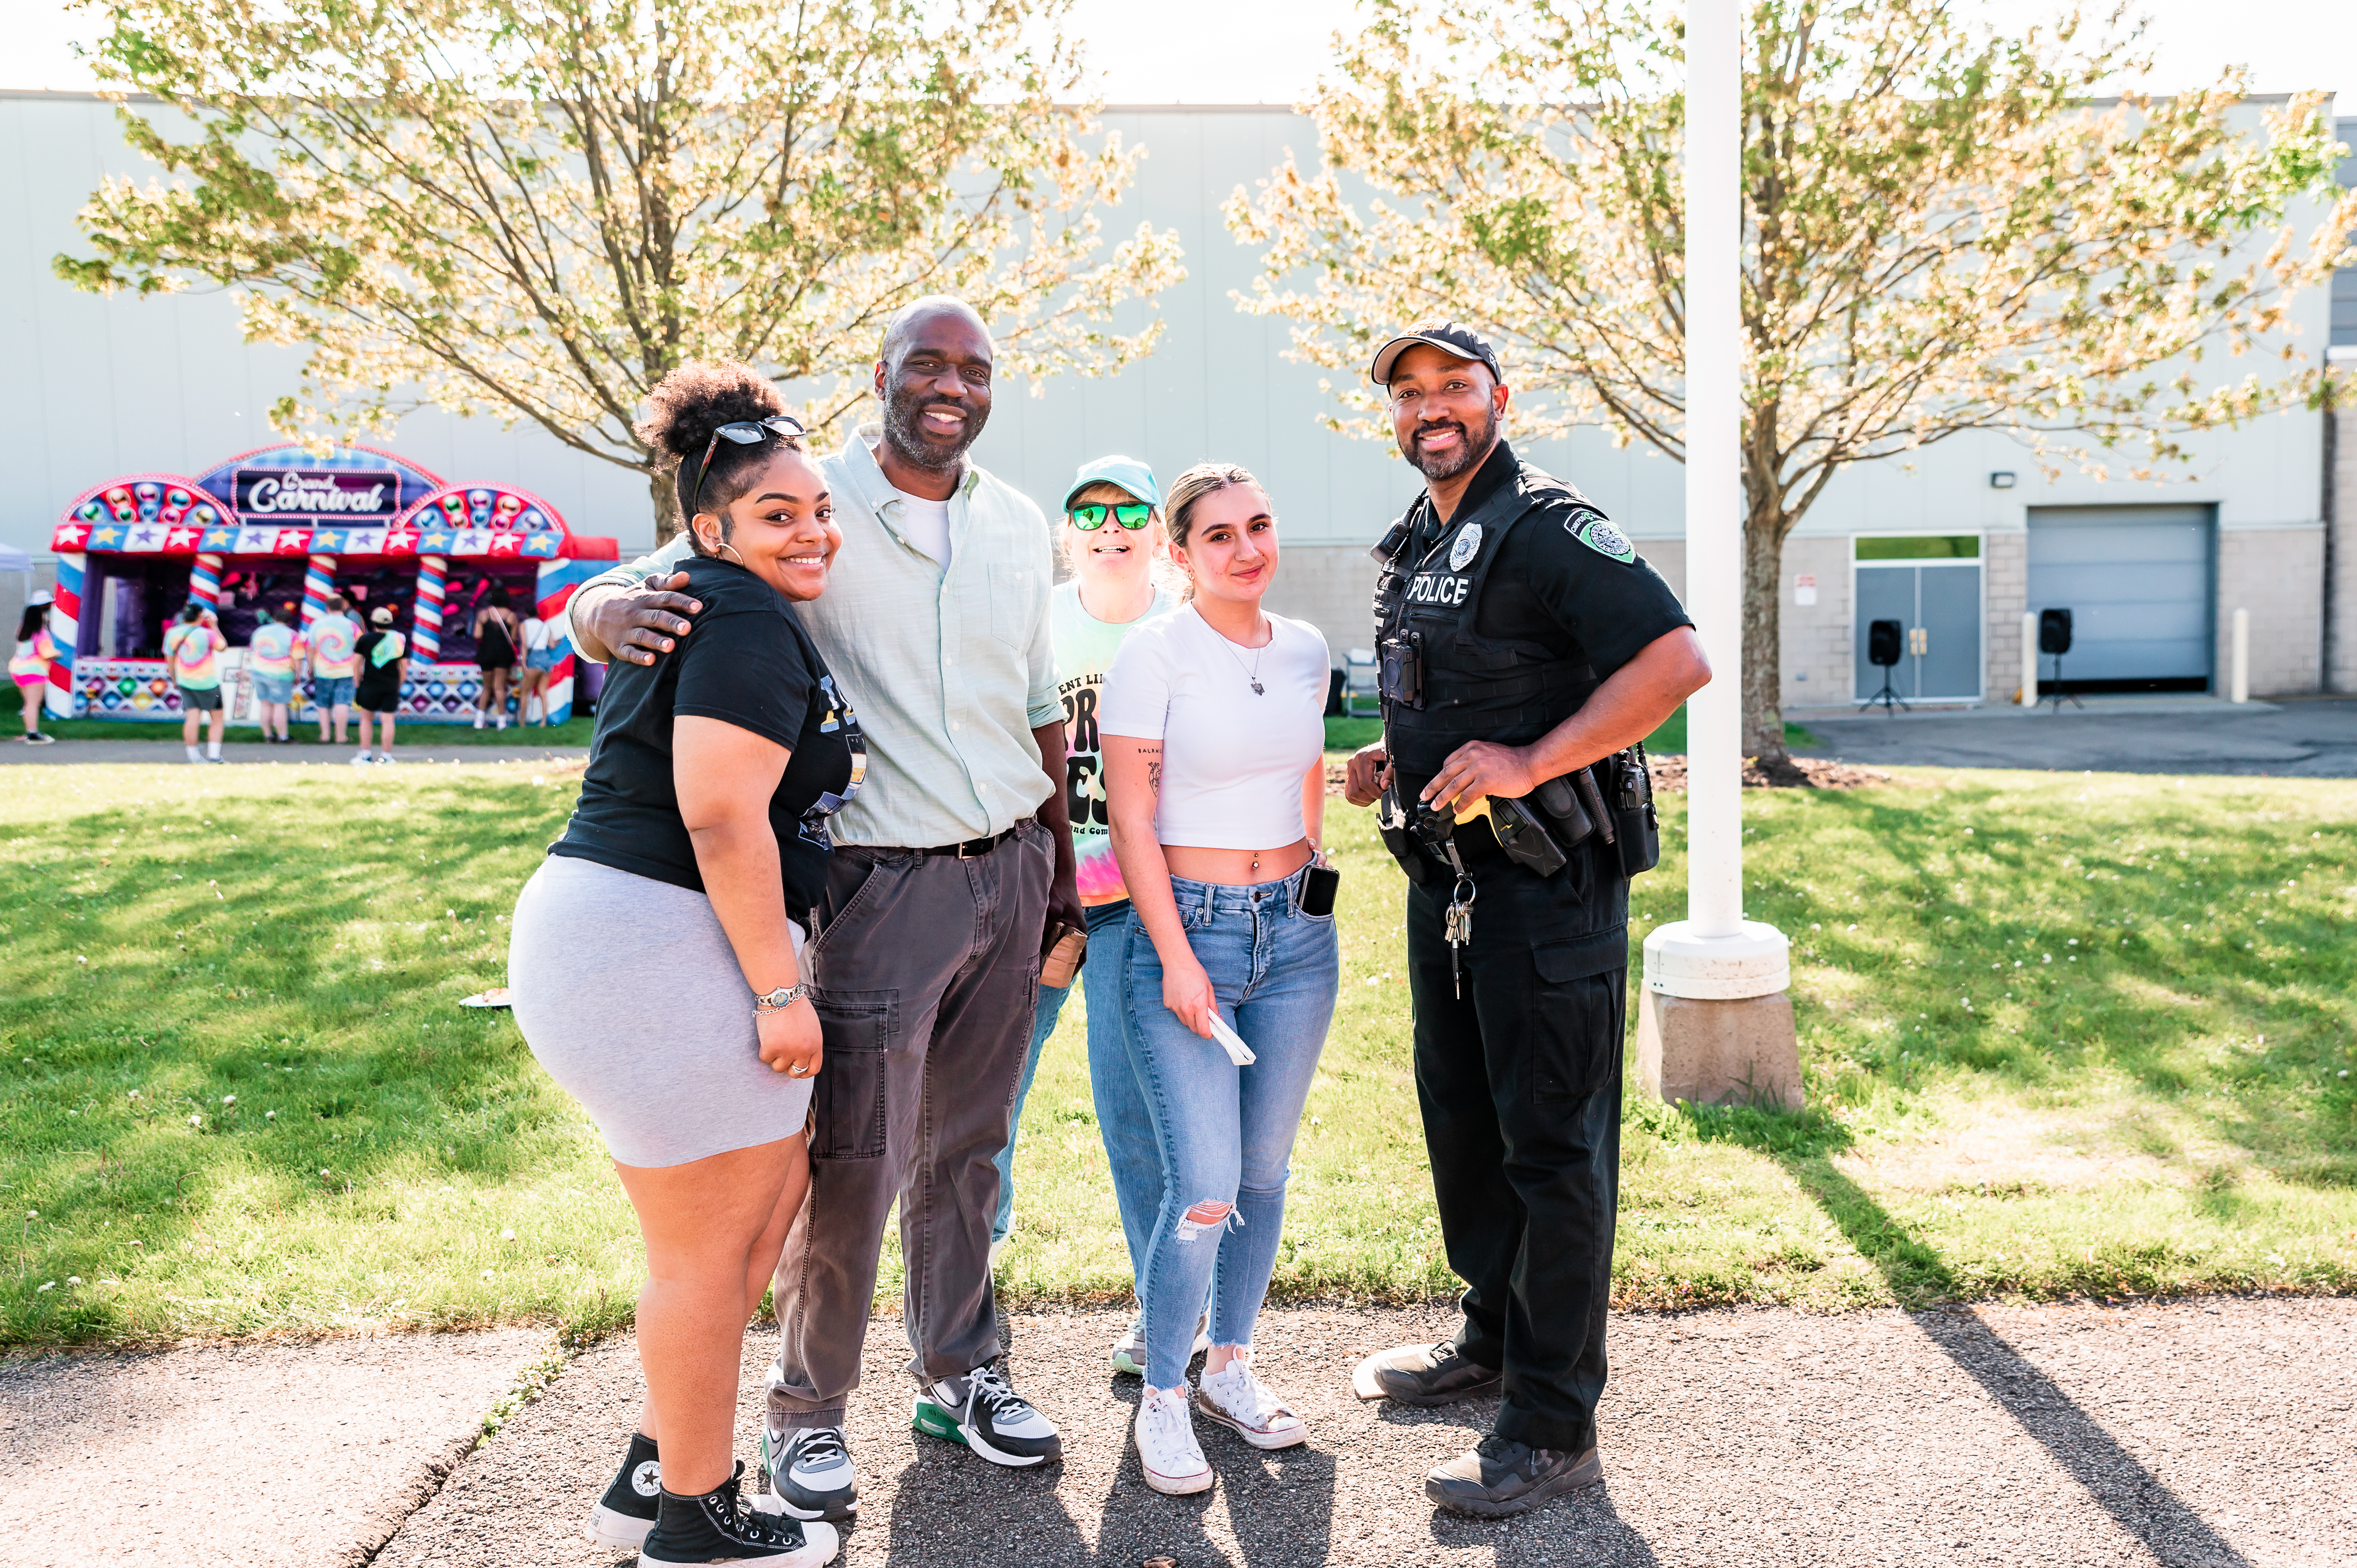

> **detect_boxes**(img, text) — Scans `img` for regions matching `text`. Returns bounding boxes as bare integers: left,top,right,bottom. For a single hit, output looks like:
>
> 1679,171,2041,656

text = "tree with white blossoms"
1228,0,2357,763
59,0,1185,539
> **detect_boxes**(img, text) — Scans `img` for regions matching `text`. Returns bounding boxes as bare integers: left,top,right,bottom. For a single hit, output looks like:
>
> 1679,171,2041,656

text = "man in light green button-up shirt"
568,298,1079,1507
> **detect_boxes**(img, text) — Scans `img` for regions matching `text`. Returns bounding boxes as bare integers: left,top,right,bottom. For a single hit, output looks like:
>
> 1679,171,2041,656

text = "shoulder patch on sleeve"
1565,511,1636,564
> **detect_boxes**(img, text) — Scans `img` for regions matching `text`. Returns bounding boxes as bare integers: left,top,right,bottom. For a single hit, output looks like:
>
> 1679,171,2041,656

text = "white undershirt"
888,487,952,567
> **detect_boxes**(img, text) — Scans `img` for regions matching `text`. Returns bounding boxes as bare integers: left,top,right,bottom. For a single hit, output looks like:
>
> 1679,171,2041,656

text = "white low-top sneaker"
1134,1385,1213,1495
1195,1354,1309,1450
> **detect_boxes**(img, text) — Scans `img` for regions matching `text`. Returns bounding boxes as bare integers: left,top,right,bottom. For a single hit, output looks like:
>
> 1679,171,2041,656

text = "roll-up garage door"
2026,506,2214,693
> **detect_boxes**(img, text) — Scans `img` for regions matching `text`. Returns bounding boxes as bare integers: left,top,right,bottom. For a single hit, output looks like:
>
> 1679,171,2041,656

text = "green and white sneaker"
912,1361,1062,1468
759,1420,856,1524
1110,1311,1212,1379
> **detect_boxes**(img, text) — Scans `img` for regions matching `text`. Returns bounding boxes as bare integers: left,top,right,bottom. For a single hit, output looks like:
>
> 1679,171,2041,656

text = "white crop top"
1098,603,1330,850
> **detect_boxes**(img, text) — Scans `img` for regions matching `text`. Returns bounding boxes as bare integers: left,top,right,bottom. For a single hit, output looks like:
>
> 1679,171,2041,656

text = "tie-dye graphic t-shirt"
162,623,225,689
1053,579,1178,903
308,614,360,678
246,622,298,677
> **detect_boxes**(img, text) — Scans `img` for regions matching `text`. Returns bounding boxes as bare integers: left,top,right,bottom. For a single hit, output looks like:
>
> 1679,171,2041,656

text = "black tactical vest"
1374,465,1603,790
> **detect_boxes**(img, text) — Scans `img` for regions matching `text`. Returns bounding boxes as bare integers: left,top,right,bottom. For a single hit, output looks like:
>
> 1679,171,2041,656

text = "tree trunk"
1740,491,1794,766
648,465,682,547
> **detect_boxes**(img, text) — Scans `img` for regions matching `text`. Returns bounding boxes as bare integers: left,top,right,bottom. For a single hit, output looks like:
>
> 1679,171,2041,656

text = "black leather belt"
913,821,1028,858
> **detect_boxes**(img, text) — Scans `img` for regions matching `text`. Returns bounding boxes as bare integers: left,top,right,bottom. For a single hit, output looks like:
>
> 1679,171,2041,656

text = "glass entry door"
1852,536,1984,703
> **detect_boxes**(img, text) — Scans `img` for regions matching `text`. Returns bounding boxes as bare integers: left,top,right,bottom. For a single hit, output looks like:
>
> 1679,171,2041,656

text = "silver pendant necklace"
1216,618,1270,694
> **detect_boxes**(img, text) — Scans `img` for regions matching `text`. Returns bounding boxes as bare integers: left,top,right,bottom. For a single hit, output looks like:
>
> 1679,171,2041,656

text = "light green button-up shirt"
572,425,1059,849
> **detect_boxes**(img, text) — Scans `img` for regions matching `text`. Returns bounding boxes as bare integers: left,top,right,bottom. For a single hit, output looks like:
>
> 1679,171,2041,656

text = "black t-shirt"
550,556,863,918
353,628,404,707
1401,439,1690,677
1386,439,1693,797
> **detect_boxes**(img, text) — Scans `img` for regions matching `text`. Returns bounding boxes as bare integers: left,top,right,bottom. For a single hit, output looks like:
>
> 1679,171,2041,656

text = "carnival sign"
233,467,401,521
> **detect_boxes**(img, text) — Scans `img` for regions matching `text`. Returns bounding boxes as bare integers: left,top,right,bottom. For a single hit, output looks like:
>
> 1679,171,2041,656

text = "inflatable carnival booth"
41,444,617,726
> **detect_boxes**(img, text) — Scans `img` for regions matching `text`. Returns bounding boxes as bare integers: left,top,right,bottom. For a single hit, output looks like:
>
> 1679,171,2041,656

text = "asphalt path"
1793,697,2357,778
366,1296,2352,1568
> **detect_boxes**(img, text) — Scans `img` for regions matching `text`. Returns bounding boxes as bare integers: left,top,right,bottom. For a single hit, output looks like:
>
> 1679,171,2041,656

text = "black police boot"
1425,1433,1602,1518
1357,1339,1501,1406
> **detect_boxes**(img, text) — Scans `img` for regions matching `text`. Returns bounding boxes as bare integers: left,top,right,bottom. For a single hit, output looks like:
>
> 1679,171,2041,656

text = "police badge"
1448,522,1483,571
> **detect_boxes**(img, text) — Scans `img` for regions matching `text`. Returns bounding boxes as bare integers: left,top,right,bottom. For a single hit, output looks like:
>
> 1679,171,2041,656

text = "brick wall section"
1984,532,2027,706
1775,536,1852,705
2217,528,2324,695
1260,545,1382,664
2334,402,2357,693
1642,538,1687,602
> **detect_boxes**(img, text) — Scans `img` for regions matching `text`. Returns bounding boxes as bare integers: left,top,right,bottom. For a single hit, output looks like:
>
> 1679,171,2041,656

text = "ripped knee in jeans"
1174,1199,1234,1244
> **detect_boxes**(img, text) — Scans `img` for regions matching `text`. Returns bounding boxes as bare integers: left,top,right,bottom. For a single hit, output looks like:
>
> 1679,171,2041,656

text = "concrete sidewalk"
0,1329,548,1568
0,739,590,767
12,1298,2336,1567
1792,696,2357,778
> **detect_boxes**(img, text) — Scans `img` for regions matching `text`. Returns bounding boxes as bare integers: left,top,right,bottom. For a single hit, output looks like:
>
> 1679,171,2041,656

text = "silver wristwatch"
752,982,809,1015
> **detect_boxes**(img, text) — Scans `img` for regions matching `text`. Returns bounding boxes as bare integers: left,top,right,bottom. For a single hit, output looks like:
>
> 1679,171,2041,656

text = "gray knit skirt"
509,854,813,1168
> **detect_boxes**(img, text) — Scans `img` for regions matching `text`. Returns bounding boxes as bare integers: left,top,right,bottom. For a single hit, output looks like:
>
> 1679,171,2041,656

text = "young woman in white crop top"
1100,463,1339,1496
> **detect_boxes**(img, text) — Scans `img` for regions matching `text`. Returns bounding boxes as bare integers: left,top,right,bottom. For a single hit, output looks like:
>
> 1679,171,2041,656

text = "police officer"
1342,322,1709,1518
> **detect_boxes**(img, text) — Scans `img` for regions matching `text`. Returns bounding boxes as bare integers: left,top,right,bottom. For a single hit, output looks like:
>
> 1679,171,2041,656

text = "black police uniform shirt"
1387,437,1691,800
550,554,862,917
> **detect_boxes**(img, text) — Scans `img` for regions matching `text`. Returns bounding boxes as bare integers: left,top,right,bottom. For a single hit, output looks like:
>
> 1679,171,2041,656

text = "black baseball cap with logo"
1369,320,1504,387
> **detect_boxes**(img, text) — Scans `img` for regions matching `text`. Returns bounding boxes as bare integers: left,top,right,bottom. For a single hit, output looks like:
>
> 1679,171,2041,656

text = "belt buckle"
956,836,986,859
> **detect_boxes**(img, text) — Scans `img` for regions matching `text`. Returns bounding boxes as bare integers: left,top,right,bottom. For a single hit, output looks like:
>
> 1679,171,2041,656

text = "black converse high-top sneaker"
585,1431,662,1548
637,1462,838,1567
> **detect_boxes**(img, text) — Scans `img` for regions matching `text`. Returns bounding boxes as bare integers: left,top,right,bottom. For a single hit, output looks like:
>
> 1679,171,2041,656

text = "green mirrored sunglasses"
1068,502,1154,530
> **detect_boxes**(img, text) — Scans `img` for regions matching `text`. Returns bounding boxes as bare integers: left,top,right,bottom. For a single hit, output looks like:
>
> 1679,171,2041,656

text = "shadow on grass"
1729,778,2357,1190
1684,1102,2253,1567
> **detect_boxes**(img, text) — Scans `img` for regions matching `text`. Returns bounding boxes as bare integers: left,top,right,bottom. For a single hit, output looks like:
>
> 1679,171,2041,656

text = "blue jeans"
993,900,1163,1276
1126,869,1339,1389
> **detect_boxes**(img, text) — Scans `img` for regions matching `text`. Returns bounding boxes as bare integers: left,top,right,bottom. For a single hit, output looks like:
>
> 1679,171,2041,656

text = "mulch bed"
1645,753,1893,792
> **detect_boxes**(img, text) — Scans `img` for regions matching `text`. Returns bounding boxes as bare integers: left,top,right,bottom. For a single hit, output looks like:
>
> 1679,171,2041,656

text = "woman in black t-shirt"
507,363,854,1567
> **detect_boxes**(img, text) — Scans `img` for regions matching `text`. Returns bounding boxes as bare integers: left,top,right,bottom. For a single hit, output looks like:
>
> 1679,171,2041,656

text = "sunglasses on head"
1068,502,1154,531
690,415,806,516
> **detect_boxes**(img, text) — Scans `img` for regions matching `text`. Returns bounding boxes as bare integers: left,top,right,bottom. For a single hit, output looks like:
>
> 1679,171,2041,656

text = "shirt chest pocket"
987,563,1032,649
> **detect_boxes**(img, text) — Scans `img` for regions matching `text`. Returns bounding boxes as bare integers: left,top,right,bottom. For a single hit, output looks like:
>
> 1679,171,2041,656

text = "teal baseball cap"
1061,455,1160,513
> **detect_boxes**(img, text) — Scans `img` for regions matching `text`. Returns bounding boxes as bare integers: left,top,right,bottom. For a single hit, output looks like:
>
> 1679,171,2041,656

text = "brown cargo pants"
765,821,1050,1424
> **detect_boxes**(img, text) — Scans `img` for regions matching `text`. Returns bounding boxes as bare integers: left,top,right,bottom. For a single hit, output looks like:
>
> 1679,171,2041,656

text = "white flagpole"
1636,0,1800,1106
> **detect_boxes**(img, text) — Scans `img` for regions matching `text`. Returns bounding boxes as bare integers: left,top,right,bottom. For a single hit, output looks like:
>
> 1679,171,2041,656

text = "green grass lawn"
3,761,2351,1346
35,715,599,747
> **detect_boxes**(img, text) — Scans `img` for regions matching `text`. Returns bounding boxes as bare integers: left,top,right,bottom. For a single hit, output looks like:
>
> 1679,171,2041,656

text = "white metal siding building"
4,92,2352,703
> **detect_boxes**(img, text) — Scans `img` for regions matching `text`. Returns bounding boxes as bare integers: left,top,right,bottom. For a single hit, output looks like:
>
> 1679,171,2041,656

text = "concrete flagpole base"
1637,920,1803,1109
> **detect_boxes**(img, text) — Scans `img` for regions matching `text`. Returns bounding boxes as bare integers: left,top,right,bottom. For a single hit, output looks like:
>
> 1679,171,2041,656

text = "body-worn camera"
1378,629,1424,710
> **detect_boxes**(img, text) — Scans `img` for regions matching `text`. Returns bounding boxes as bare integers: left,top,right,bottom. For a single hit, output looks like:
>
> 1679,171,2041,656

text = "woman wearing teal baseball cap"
992,454,1194,1368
